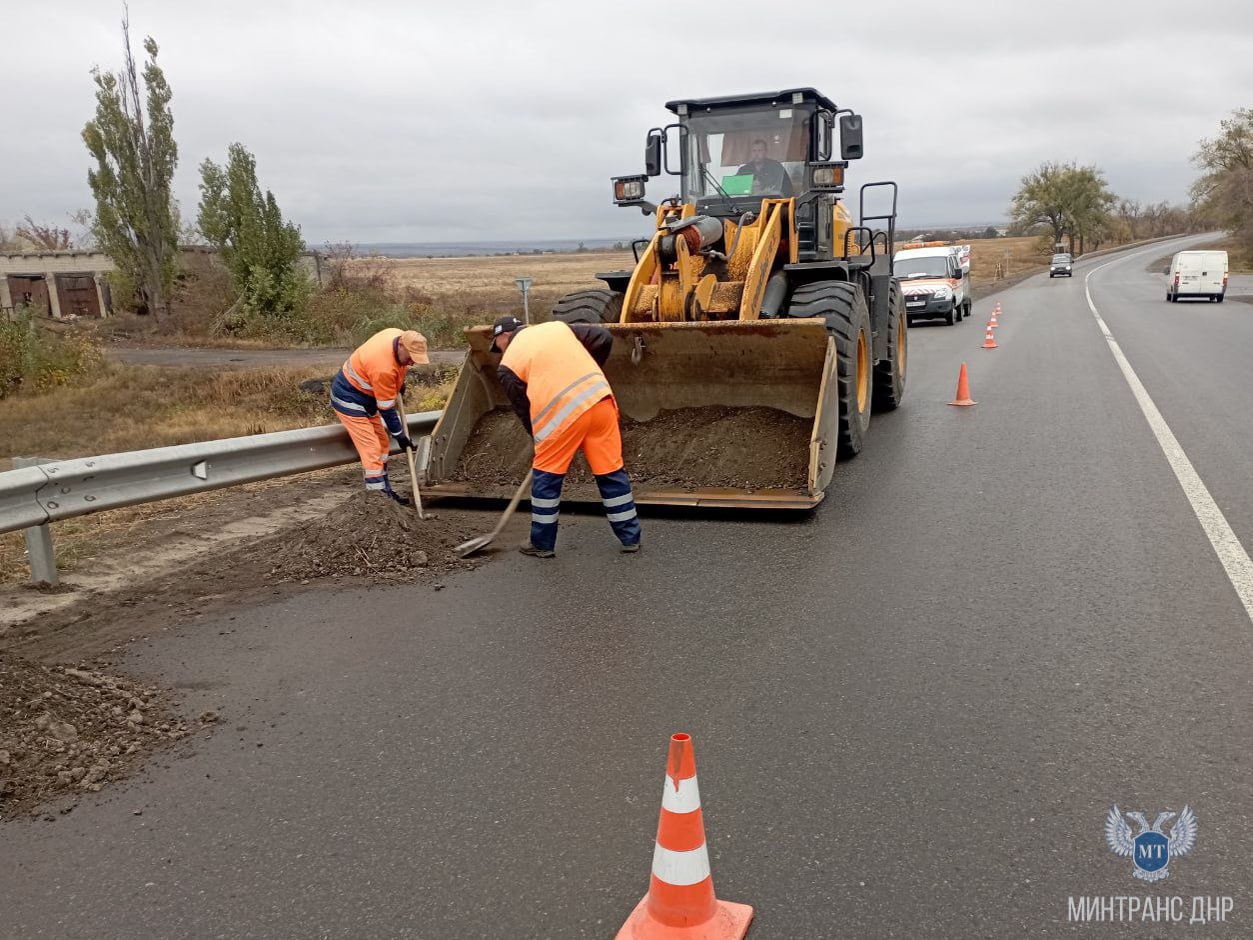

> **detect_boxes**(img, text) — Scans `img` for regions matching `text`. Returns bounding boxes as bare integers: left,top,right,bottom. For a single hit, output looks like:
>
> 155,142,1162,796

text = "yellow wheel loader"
423,87,905,509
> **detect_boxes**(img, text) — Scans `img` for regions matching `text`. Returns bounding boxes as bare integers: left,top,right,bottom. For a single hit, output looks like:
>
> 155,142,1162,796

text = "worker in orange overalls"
490,315,641,558
331,328,429,503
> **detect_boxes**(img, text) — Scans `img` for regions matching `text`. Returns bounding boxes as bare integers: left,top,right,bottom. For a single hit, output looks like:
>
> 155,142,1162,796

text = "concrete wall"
0,250,116,277
0,251,114,319
0,247,324,319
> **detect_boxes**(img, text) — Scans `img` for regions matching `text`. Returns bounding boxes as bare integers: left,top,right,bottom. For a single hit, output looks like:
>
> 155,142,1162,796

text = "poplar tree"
198,143,307,319
82,13,178,317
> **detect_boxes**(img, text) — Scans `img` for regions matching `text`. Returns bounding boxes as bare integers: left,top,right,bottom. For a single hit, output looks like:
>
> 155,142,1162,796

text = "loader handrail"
842,226,877,265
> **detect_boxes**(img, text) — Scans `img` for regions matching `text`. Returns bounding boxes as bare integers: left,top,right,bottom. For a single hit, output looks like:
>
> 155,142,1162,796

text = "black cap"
490,316,524,348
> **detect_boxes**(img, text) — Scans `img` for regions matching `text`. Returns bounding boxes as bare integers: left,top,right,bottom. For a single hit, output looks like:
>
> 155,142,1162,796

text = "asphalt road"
6,236,1253,938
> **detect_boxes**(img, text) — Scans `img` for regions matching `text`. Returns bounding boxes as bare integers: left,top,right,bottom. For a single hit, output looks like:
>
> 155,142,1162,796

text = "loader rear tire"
874,281,907,412
552,289,624,325
784,280,873,459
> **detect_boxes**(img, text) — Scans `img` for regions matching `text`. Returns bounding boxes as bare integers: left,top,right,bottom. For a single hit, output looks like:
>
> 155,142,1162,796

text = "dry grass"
374,240,1057,305
349,250,639,341
965,236,1053,285
371,250,636,305
374,239,1056,299
1199,237,1253,274
0,365,330,463
0,362,458,463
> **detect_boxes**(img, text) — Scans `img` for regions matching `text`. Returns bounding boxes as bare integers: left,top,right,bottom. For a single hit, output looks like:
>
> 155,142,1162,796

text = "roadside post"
13,456,57,586
515,276,534,324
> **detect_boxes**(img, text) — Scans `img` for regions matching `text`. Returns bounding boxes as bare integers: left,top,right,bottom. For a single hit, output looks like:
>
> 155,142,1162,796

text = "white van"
894,243,971,325
1166,250,1229,303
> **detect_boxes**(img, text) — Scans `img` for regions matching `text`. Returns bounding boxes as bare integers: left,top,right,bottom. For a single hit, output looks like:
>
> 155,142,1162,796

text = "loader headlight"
613,175,648,205
809,161,848,191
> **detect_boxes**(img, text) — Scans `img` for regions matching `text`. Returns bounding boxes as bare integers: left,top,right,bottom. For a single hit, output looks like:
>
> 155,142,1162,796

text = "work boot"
620,542,640,554
518,540,555,559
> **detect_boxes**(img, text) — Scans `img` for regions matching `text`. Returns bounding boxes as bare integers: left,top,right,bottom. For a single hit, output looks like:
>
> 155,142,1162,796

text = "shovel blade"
454,535,492,558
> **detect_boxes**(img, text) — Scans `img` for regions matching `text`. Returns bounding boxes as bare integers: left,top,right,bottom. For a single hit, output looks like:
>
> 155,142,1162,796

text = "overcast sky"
4,0,1251,245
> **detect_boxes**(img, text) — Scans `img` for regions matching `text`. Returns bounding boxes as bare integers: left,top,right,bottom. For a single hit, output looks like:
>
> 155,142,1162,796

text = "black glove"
394,434,415,452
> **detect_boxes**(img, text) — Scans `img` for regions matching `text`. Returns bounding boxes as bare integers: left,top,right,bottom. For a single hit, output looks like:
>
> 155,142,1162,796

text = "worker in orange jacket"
331,328,429,503
490,315,641,558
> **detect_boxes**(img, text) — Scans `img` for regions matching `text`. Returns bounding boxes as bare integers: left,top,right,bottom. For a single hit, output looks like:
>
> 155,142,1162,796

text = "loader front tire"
784,280,873,459
552,289,624,325
874,281,907,412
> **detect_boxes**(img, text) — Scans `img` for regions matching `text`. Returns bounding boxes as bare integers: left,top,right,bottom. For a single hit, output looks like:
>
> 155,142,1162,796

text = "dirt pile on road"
264,490,486,582
0,653,188,818
452,406,810,492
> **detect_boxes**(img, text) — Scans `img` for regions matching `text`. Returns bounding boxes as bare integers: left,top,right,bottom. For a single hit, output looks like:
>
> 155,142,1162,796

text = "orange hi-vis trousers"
529,397,640,552
534,395,623,474
337,412,391,489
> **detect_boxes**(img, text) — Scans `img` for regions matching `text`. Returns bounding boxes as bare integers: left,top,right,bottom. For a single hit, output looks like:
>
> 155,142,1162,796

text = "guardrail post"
13,456,57,586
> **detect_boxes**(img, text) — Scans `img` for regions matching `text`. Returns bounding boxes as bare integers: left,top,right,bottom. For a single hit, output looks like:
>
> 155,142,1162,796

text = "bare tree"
16,215,74,250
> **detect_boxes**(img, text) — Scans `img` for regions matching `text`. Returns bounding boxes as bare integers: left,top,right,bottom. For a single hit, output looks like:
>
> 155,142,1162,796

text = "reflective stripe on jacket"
499,321,612,443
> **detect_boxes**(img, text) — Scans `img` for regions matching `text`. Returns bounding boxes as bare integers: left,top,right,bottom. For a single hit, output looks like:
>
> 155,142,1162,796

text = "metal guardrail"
0,410,441,542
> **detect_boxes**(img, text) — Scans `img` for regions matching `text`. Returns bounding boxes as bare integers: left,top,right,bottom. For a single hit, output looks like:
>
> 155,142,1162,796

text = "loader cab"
622,88,864,263
677,101,815,204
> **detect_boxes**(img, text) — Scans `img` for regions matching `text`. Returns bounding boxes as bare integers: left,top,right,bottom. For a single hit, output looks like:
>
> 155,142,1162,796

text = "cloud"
3,0,1251,242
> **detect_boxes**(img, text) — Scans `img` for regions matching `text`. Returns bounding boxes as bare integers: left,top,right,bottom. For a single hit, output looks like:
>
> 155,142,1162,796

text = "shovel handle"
396,397,427,520
489,470,532,540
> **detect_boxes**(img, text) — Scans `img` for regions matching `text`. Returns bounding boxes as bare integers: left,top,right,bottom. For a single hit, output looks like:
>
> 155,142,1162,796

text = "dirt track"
104,346,465,370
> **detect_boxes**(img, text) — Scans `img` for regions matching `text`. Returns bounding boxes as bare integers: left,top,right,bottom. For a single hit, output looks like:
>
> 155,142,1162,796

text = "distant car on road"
1049,253,1073,277
1166,249,1228,302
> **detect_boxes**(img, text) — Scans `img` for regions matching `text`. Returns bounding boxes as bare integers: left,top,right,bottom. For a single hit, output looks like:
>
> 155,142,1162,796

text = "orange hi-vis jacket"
499,321,612,444
341,328,409,410
332,328,412,436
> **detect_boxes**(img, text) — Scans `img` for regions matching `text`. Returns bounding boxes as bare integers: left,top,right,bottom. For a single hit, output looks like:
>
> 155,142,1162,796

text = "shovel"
455,469,533,558
395,397,430,520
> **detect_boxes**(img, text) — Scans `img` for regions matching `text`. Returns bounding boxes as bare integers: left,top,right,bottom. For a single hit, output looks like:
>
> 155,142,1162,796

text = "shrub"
0,312,103,398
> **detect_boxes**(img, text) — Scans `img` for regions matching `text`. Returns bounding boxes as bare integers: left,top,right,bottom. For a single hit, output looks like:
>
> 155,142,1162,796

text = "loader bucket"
421,319,838,510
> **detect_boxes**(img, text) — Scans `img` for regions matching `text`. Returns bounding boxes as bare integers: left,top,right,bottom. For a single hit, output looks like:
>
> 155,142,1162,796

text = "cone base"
947,399,977,406
616,895,754,940
981,342,998,349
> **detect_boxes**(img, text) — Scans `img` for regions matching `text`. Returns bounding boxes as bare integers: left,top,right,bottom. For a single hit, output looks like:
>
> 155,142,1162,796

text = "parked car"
894,243,971,326
1166,250,1229,302
1049,253,1073,277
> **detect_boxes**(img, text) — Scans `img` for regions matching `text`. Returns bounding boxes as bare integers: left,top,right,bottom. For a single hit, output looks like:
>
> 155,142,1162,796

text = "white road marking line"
1085,252,1253,625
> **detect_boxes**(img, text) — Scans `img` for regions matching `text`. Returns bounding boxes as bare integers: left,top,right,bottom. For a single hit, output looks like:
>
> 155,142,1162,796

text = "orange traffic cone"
981,325,998,349
989,311,999,327
948,362,976,406
616,733,753,940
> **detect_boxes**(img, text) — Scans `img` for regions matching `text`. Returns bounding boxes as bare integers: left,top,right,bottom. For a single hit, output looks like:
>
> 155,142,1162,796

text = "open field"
367,249,638,304
74,237,1062,352
375,235,1054,308
964,235,1052,285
